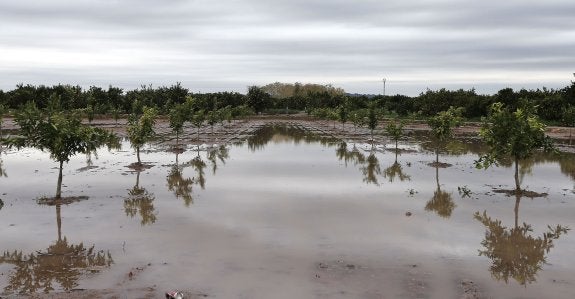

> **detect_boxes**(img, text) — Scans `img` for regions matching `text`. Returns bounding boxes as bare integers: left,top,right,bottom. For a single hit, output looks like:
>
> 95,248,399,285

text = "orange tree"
7,102,117,198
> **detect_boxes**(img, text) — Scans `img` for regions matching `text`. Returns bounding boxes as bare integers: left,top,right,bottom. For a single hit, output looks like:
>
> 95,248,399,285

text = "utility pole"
382,78,386,97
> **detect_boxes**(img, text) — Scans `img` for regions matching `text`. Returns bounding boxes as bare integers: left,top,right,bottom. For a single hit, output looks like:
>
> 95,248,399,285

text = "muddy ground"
3,113,573,148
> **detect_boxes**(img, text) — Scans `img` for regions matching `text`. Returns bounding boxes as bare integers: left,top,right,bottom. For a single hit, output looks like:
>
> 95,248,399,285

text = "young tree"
86,105,95,124
367,102,379,142
111,106,121,127
7,102,117,199
350,110,366,132
206,109,219,138
127,106,157,166
0,104,6,143
191,109,206,142
427,106,463,165
562,105,575,144
338,102,348,130
168,104,187,149
385,118,405,154
475,102,554,192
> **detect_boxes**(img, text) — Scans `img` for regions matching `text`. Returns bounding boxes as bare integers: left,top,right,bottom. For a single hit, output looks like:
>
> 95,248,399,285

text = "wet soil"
2,113,575,147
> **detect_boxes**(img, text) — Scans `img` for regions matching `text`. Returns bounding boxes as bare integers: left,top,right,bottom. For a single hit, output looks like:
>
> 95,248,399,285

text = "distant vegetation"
0,81,573,126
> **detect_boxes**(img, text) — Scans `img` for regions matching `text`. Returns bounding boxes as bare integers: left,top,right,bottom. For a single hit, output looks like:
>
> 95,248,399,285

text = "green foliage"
475,102,554,170
7,102,118,198
191,109,206,128
169,104,187,138
338,101,348,128
8,102,117,164
385,118,405,146
1,82,575,123
127,106,157,164
563,105,575,128
350,109,367,129
367,102,379,133
231,105,253,120
207,110,219,127
86,105,95,123
427,106,463,142
0,103,6,140
246,86,269,114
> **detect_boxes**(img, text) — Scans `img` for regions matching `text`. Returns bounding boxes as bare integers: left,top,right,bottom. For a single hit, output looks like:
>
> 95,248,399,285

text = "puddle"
0,124,574,298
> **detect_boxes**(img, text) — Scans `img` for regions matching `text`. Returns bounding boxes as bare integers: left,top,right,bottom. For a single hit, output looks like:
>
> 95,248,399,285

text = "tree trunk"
435,147,439,165
56,160,63,199
514,194,521,228
176,131,179,149
56,203,62,241
435,163,440,191
135,171,141,188
136,147,141,165
514,157,521,192
394,148,398,164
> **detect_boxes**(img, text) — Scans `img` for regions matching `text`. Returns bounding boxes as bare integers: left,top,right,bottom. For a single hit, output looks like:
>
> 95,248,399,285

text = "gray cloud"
1,0,574,95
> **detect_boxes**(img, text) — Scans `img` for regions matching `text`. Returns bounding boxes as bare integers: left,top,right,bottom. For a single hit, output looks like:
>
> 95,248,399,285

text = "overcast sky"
1,0,574,96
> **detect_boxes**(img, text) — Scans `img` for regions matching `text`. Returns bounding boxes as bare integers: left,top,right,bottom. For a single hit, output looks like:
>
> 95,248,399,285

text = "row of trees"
1,82,574,124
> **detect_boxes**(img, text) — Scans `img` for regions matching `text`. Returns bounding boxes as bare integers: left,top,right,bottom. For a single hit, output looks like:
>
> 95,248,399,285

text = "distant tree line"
0,81,574,124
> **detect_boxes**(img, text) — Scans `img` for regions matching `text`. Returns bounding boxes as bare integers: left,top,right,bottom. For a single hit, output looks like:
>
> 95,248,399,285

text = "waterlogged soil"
0,117,575,299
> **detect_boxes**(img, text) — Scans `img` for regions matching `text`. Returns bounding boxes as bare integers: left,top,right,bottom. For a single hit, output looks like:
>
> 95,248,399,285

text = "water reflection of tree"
336,142,365,166
0,156,6,178
335,142,384,185
166,147,220,207
361,152,381,185
207,145,229,175
247,125,336,152
0,156,5,210
474,194,569,285
0,199,113,294
124,171,157,225
167,161,194,206
383,150,411,183
425,164,455,218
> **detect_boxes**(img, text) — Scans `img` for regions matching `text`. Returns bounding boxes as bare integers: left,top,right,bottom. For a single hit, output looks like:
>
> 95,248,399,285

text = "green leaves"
168,104,187,136
476,102,554,170
7,102,117,164
427,106,463,142
127,106,157,150
385,119,405,142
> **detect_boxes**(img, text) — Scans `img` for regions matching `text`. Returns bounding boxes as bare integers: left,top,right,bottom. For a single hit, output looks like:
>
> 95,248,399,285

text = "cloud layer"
1,0,574,95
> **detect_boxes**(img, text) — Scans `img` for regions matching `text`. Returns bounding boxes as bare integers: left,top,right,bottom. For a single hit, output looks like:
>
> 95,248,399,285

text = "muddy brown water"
1,124,574,298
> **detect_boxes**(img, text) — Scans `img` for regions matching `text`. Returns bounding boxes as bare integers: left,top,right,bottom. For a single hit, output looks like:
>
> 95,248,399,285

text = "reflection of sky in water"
0,126,575,296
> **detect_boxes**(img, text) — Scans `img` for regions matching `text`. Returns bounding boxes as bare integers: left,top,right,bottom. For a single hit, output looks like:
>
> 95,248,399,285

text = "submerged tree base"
492,188,548,198
126,162,154,171
427,161,452,168
37,196,89,206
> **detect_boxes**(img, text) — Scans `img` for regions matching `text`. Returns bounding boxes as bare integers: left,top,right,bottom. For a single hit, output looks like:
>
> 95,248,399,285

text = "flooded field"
1,123,574,298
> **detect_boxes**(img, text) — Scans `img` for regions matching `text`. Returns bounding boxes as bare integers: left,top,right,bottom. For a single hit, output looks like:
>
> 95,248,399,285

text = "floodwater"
1,124,574,298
